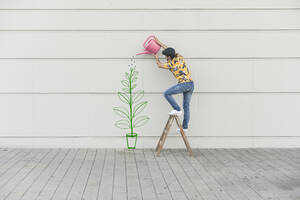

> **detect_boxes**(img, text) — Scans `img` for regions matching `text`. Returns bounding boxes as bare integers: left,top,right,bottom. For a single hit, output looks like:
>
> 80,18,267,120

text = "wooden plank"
246,149,294,181
286,149,300,160
152,149,188,200
256,149,300,179
212,149,276,199
275,149,300,166
246,149,300,198
195,149,250,200
204,149,264,200
225,149,288,199
179,149,233,200
218,149,283,200
0,149,36,189
143,149,172,200
0,150,19,164
35,149,78,200
1,31,300,58
218,149,283,198
0,149,15,160
66,149,97,200
50,149,87,200
82,149,106,200
134,149,157,200
164,149,202,199
5,149,60,200
98,149,115,200
172,149,218,200
1,0,299,9
112,149,127,200
2,10,300,30
0,149,50,199
0,150,29,176
230,149,290,200
21,149,69,200
125,149,142,200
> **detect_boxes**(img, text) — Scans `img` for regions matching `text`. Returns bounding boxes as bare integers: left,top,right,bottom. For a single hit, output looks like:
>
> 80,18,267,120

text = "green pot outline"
126,133,137,149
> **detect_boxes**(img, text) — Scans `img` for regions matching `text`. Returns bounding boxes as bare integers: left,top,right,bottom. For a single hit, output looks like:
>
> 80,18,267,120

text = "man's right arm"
154,54,169,69
154,37,168,49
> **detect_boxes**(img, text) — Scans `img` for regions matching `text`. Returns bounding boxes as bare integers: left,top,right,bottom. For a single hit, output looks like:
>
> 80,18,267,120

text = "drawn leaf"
133,115,149,128
121,80,129,87
133,90,144,104
113,106,129,120
115,119,130,129
122,88,129,93
125,72,130,80
118,92,130,104
133,101,147,117
132,76,138,83
132,70,138,77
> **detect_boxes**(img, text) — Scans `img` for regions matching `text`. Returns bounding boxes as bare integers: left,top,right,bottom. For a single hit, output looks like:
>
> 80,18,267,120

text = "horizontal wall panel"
0,59,254,93
0,93,249,137
0,0,299,9
0,62,34,92
195,93,252,136
253,59,300,92
1,10,300,30
3,58,300,93
1,31,300,58
0,93,300,137
253,93,300,136
0,95,34,135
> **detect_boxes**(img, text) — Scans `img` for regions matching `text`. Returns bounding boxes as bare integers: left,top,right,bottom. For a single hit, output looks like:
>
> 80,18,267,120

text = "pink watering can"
136,35,161,56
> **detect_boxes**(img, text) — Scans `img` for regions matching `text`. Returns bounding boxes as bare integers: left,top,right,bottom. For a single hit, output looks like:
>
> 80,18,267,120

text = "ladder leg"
174,116,194,157
156,116,174,156
155,115,172,152
159,116,174,150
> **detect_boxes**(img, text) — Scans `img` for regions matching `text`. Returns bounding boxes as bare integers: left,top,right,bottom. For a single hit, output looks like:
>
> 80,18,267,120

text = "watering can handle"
143,35,156,48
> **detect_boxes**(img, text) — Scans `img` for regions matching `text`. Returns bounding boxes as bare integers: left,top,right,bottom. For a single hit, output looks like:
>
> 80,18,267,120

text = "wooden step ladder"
155,115,193,156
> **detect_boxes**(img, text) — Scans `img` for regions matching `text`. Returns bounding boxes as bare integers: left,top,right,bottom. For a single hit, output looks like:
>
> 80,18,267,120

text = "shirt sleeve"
177,54,184,61
163,62,172,69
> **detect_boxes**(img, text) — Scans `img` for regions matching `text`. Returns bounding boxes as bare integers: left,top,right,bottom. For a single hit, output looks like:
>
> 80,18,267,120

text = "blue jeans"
163,81,194,129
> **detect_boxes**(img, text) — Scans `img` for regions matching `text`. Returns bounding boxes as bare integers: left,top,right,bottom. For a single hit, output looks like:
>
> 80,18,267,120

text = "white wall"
1,0,300,148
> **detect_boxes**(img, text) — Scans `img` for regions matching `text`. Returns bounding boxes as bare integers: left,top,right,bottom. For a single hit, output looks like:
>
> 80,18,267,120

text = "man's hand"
153,53,166,69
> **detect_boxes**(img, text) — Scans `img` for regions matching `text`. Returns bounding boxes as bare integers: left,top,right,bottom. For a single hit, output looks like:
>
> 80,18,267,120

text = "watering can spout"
136,51,151,56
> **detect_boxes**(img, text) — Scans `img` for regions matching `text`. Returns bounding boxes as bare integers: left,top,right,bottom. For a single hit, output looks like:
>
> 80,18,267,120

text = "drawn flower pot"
126,133,137,149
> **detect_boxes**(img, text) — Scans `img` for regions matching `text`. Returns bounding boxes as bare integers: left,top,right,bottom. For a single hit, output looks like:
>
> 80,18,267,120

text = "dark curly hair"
162,47,176,59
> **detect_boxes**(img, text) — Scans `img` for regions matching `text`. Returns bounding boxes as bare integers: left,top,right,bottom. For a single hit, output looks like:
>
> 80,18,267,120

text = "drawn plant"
113,57,149,148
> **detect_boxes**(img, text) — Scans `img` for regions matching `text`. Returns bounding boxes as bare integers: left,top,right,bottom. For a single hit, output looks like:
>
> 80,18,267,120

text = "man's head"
162,47,176,60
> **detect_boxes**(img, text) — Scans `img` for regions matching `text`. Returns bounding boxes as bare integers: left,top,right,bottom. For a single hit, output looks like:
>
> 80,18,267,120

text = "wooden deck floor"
0,148,299,200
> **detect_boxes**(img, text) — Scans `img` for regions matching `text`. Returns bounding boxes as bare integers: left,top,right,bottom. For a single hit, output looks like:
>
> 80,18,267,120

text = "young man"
153,37,194,133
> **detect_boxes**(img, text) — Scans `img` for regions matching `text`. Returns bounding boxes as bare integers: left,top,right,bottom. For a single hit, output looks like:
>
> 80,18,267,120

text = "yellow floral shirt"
163,53,192,83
